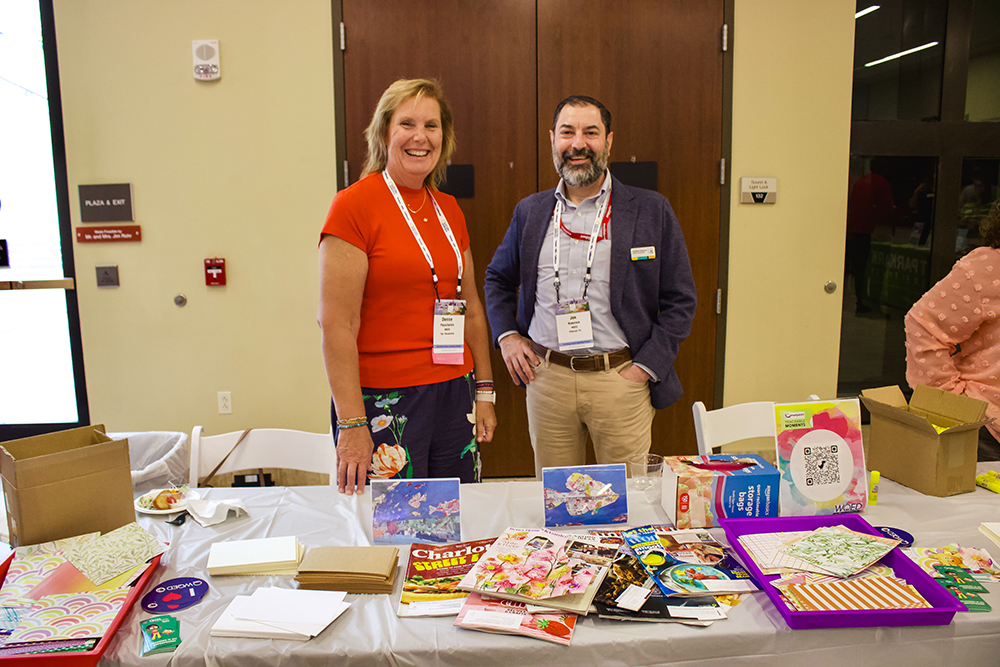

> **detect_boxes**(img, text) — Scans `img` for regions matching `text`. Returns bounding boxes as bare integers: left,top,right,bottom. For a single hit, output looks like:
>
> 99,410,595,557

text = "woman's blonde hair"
361,78,456,189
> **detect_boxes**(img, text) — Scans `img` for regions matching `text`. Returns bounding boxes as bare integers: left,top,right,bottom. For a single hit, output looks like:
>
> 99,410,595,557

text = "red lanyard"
558,198,611,242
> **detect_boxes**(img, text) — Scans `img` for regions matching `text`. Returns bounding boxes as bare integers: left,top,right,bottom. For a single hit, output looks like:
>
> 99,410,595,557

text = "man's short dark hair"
552,96,612,134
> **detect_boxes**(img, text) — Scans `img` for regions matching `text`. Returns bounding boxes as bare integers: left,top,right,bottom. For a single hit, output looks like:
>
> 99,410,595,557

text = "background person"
318,79,496,495
484,95,696,478
905,200,1000,446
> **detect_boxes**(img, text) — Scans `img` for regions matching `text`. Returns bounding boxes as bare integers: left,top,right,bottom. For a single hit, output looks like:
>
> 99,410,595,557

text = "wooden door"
341,0,722,476
341,0,539,476
537,0,723,459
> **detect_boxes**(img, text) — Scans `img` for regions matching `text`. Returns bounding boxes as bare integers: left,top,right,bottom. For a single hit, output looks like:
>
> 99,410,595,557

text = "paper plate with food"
135,487,199,514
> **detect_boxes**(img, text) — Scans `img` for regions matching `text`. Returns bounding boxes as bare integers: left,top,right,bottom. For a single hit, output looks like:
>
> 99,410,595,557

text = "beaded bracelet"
337,421,368,430
336,416,367,427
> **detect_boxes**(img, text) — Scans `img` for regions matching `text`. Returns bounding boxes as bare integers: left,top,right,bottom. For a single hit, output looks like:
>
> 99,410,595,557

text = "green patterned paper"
779,525,899,578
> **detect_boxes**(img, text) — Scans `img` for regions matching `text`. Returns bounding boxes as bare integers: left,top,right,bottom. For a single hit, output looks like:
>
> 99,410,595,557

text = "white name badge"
432,299,466,365
630,246,656,261
555,299,593,352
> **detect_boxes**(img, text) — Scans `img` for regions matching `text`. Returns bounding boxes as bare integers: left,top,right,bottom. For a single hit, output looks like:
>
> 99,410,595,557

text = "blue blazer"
484,175,698,410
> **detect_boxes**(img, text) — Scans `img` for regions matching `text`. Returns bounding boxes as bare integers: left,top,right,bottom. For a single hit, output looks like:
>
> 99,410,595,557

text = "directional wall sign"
740,177,777,204
78,183,134,222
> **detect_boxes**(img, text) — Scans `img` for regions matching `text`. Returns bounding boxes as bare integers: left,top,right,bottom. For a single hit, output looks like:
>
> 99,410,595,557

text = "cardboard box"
860,385,989,497
660,454,779,529
0,424,135,547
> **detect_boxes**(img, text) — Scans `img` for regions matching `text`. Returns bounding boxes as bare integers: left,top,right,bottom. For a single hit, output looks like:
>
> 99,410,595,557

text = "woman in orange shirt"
318,79,496,495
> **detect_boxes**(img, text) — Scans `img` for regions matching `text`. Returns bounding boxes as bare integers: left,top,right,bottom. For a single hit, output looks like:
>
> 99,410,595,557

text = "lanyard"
551,183,611,303
383,171,464,300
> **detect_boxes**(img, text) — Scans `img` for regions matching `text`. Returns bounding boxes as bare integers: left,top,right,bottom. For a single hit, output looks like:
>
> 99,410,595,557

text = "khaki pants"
525,358,655,478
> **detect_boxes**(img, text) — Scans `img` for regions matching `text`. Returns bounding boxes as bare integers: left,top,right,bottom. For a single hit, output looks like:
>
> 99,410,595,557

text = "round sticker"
142,577,209,613
874,526,914,547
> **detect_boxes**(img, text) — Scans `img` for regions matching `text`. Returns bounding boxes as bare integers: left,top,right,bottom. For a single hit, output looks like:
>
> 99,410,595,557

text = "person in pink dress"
905,200,1000,445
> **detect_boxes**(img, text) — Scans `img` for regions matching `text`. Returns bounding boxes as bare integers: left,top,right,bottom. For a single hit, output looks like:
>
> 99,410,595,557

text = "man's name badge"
630,246,655,261
556,299,593,352
433,299,466,364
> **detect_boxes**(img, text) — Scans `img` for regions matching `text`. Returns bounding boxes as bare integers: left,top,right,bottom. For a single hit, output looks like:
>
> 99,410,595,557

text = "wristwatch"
475,390,496,404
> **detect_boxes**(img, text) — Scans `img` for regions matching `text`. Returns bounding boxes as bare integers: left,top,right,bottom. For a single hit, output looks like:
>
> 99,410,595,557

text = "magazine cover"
456,528,603,606
454,593,577,645
396,539,496,617
593,552,726,623
621,526,758,598
542,464,628,527
774,399,867,516
372,478,461,544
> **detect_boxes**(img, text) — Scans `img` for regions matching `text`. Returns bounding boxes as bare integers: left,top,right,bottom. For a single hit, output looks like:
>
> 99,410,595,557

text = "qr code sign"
803,444,840,487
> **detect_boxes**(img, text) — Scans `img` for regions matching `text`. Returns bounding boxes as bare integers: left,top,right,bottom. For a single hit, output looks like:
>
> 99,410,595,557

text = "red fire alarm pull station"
205,258,226,285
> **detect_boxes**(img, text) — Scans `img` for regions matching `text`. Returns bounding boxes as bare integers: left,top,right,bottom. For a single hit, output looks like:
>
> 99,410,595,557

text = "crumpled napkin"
185,498,249,527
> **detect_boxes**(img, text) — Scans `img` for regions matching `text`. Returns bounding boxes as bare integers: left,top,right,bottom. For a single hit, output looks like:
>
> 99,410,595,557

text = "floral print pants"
333,373,481,483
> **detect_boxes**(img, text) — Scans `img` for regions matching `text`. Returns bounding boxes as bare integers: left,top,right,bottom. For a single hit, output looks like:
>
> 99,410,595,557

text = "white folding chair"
691,400,778,461
189,426,336,487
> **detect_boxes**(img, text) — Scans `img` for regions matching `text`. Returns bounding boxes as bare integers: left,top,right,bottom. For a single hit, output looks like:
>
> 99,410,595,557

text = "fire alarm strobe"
205,258,226,286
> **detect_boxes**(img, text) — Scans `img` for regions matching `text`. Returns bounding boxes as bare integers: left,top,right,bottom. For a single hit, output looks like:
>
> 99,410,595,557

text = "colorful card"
774,399,867,516
372,478,461,544
64,522,166,586
542,463,628,527
936,579,992,612
5,588,130,643
140,615,181,656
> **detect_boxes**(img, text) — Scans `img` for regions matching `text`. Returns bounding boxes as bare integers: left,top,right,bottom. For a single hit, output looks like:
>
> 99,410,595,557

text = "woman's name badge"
556,299,593,351
433,299,466,364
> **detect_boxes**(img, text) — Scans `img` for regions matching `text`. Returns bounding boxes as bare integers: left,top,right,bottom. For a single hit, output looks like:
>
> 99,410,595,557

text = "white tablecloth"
102,463,1000,667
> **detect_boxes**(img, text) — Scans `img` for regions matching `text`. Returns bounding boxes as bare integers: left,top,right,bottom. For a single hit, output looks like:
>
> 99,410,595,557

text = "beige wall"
54,0,337,435
724,0,855,405
53,0,856,434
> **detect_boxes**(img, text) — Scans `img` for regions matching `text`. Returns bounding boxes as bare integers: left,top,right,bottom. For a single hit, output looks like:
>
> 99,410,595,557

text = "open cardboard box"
860,385,990,497
0,424,135,547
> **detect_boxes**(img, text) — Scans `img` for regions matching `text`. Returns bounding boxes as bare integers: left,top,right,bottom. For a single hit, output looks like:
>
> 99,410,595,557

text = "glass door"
0,0,88,440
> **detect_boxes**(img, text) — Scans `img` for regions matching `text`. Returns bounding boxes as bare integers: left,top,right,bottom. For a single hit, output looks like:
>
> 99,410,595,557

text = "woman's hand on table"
336,427,374,495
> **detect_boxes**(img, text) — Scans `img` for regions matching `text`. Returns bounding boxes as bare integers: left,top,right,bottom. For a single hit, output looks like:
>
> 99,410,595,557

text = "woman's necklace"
406,187,428,219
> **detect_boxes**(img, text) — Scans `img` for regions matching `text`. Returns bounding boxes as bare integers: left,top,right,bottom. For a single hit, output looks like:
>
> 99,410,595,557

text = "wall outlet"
218,391,232,414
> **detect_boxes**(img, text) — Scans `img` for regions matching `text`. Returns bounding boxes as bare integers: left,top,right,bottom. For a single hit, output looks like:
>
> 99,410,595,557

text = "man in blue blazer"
484,95,697,477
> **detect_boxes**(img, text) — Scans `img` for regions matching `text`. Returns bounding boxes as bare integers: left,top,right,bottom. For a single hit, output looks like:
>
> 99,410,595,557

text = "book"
542,464,628,527
372,478,461,544
454,593,577,645
593,551,725,624
294,546,399,594
773,399,867,516
207,536,303,576
397,538,496,617
456,527,608,614
621,525,758,597
980,522,1000,550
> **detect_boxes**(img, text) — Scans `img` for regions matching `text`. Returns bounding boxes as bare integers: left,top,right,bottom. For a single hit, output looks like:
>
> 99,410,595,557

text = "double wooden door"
341,0,723,477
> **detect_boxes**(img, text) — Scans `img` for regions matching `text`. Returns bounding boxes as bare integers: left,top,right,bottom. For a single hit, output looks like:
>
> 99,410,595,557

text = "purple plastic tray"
718,514,966,629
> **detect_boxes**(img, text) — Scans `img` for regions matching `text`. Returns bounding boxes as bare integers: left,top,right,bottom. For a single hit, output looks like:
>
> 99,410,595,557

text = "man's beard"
553,141,611,188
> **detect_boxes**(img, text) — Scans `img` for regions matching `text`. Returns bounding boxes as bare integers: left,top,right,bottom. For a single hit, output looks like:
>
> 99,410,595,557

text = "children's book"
621,526,758,598
593,551,725,624
454,593,577,645
371,478,461,544
397,539,496,617
773,399,867,516
542,464,628,527
456,528,607,613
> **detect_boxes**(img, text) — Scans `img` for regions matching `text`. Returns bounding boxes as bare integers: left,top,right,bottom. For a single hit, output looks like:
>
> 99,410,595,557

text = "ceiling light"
864,41,940,67
855,5,880,19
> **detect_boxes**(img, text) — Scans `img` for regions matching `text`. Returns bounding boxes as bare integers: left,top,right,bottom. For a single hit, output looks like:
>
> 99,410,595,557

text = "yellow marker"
869,471,880,505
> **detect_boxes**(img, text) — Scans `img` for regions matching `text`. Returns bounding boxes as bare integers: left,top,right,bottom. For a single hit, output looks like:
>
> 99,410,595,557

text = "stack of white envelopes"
207,536,304,576
210,587,350,640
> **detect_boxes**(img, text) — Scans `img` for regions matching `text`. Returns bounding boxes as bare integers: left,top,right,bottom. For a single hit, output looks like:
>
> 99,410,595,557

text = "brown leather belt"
530,341,631,373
